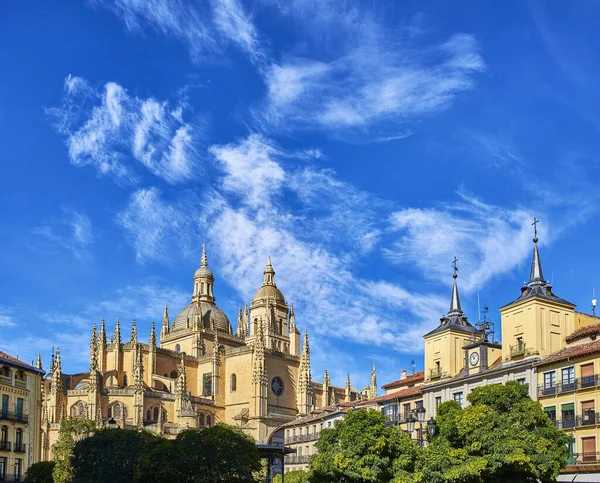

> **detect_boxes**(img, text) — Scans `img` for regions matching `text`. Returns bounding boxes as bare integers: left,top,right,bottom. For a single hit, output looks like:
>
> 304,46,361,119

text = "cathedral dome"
253,284,285,304
172,301,231,333
252,257,286,305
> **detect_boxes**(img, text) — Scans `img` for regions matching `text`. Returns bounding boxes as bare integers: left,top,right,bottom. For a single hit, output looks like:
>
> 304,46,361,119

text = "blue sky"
1,0,600,390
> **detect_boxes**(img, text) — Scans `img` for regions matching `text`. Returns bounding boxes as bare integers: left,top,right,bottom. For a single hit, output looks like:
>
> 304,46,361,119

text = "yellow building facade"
40,248,361,459
0,351,44,481
536,321,600,469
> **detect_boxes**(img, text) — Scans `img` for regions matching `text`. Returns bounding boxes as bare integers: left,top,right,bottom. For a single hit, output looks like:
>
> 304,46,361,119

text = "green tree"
415,382,571,483
71,428,160,482
52,417,97,483
137,424,261,483
24,461,55,483
309,409,419,483
273,470,310,483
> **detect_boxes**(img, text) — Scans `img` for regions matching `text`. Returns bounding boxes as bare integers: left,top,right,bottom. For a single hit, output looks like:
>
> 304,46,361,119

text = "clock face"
271,377,284,396
470,352,479,366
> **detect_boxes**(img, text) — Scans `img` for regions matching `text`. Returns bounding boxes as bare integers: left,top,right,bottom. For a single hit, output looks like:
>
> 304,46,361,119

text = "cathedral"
40,247,363,457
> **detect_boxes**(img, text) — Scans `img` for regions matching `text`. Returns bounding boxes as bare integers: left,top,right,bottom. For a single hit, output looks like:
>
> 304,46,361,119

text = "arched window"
1,426,7,442
175,344,181,353
0,366,10,377
71,401,85,418
170,370,177,379
153,407,159,421
199,413,205,426
123,375,128,387
231,374,237,392
206,415,212,427
146,410,151,421
114,403,121,418
107,408,112,418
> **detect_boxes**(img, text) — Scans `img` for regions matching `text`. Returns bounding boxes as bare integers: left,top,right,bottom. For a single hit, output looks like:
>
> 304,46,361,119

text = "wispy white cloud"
116,187,200,262
384,193,536,293
0,315,17,328
90,0,263,63
48,76,202,184
34,208,93,261
209,134,285,211
259,33,484,136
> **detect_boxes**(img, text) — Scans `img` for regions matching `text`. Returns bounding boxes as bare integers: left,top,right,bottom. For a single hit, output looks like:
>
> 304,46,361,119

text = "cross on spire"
532,217,539,243
452,256,459,279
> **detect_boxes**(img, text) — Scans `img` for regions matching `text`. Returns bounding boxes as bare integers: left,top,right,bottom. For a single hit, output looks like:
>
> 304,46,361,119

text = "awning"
562,403,575,412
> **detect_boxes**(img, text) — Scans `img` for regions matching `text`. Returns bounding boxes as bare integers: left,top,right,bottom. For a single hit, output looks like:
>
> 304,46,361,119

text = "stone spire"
345,373,352,402
133,345,144,430
36,352,42,370
369,362,377,400
51,347,63,396
290,305,298,333
161,305,170,338
251,322,268,417
99,319,107,346
131,319,137,344
149,321,156,347
322,369,331,406
449,256,462,315
296,330,313,414
89,324,98,372
529,218,545,284
237,307,245,338
114,318,121,346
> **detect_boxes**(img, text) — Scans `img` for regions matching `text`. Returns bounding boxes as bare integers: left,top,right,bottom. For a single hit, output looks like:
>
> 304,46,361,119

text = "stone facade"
0,351,44,480
40,247,363,458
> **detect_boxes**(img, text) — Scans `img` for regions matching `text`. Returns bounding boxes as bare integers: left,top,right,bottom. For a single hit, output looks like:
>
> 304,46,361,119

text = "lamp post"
107,417,118,429
406,413,416,441
427,417,436,440
416,406,426,447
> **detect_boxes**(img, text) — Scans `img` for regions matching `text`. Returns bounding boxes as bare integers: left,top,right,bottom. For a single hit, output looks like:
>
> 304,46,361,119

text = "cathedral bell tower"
247,258,292,354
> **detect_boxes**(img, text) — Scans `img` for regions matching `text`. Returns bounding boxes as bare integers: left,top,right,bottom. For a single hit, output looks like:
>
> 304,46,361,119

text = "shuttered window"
581,363,594,377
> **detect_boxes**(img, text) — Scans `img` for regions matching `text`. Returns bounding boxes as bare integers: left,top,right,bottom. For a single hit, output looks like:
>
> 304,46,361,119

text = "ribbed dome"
194,265,213,280
253,284,285,304
172,302,231,333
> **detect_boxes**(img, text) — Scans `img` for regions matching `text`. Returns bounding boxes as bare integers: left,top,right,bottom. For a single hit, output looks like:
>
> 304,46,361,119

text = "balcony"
577,412,598,427
0,376,28,390
567,452,600,465
430,367,443,379
538,385,557,397
510,342,526,358
285,455,311,465
0,411,28,424
14,443,26,453
0,440,11,451
537,375,600,398
286,432,319,444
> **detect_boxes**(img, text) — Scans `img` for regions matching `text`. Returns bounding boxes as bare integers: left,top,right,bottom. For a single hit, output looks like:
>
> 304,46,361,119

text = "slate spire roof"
424,258,480,337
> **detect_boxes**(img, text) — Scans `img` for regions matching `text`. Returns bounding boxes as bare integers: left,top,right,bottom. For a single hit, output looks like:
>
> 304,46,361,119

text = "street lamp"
406,413,416,436
416,406,426,447
427,417,436,439
107,417,118,429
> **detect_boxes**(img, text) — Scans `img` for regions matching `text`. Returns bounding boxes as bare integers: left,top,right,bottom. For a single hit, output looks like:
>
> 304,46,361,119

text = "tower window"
175,344,181,353
231,374,237,392
201,283,205,294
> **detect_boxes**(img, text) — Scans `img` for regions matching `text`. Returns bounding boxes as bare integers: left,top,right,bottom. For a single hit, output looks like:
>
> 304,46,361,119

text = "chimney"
400,369,407,380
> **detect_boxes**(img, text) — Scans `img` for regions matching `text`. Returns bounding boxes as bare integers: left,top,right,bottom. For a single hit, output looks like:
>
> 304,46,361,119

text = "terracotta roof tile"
355,386,423,405
535,340,600,367
381,371,424,390
565,322,600,343
0,351,42,372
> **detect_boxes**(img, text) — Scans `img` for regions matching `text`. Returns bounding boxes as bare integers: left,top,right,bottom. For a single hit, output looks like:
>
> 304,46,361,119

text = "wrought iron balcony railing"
430,367,443,379
567,452,600,465
510,342,526,358
0,440,12,451
13,443,26,453
537,375,600,398
0,411,28,424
